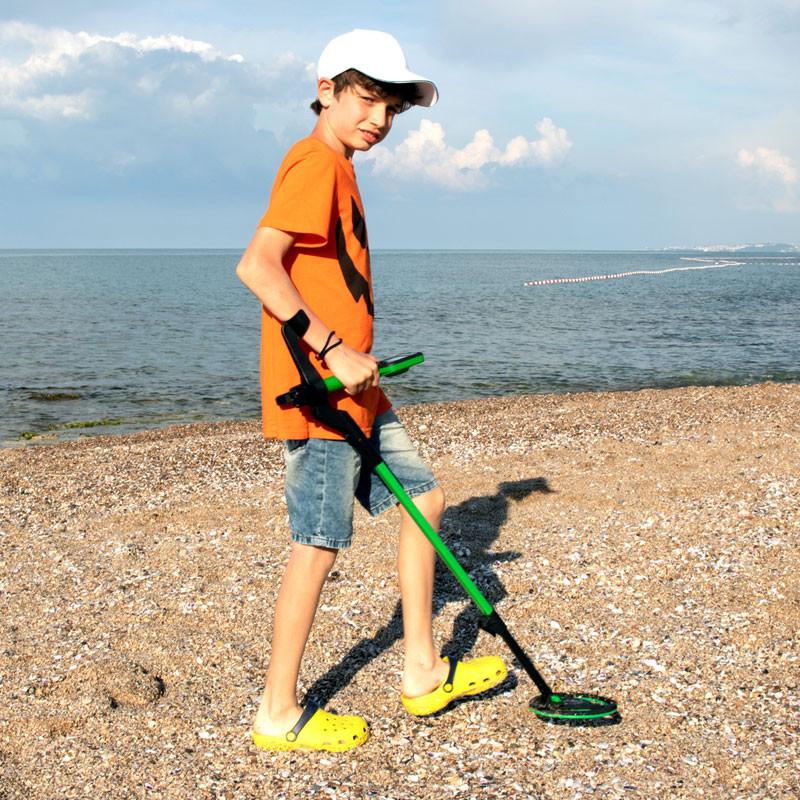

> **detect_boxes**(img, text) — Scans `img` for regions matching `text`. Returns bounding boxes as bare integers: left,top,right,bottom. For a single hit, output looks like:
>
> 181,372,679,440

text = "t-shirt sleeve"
258,149,336,248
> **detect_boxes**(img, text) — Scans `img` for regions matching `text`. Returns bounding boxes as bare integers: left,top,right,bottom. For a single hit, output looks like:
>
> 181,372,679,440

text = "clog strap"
442,659,459,694
285,702,319,742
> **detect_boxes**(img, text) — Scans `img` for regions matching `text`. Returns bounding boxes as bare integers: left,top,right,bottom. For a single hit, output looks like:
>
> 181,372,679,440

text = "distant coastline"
658,242,800,254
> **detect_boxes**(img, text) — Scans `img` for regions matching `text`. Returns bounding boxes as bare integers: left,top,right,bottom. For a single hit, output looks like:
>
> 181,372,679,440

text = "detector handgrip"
321,352,424,394
275,311,423,408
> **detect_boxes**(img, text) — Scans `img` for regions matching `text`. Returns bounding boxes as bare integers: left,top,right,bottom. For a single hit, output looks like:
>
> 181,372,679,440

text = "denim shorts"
283,409,438,549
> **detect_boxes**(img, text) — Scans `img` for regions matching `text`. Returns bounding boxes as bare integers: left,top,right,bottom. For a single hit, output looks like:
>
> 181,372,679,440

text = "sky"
1,0,799,249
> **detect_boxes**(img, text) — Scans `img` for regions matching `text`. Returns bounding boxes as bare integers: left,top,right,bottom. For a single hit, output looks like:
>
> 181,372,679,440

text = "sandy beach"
1,383,798,800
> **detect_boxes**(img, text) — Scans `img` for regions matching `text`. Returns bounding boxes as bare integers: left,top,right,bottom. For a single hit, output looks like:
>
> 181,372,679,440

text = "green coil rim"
529,693,618,720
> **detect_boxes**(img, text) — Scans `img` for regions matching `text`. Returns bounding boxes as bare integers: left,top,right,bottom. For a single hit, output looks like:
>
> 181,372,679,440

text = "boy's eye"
357,92,400,116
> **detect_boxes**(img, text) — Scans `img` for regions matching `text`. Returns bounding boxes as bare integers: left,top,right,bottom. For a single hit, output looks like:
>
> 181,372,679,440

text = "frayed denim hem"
368,477,439,518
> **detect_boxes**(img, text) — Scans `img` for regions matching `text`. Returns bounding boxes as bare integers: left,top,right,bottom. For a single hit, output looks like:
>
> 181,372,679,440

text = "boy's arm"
236,226,380,396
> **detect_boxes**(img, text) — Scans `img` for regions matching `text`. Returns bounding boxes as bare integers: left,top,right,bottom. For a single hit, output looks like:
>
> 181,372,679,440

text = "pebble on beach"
1,383,799,799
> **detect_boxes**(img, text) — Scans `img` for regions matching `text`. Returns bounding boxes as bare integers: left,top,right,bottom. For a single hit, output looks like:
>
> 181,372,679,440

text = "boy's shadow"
302,477,552,708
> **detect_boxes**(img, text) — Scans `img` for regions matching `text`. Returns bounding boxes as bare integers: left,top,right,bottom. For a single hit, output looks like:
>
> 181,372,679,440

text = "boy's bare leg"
398,486,450,698
253,541,337,734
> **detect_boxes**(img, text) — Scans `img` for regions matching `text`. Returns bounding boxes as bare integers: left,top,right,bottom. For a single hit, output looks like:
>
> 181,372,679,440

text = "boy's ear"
316,78,335,110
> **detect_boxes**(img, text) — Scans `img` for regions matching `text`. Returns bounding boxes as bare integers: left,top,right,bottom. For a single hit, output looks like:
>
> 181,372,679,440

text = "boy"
236,29,506,752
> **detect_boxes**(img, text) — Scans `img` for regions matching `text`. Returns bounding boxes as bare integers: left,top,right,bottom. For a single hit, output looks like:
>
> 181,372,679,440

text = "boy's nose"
369,104,389,129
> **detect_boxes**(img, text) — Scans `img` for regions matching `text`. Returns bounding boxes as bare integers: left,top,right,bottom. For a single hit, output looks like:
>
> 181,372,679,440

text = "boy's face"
315,81,403,159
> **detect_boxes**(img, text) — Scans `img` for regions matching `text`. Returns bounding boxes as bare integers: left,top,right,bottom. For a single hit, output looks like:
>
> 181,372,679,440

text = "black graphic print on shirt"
351,196,367,249
335,196,374,316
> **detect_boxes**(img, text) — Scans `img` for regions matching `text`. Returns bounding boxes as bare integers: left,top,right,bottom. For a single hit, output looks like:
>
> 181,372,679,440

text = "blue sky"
1,1,798,249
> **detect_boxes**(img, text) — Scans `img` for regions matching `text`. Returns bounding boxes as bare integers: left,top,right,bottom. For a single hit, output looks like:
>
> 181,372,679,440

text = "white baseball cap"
317,29,438,107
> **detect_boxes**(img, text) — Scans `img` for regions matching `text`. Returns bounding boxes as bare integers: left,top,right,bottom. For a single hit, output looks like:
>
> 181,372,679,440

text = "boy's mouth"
360,129,380,145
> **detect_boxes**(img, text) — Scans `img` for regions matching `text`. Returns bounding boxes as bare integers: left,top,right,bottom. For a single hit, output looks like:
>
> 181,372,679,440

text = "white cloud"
0,21,313,188
736,145,799,212
737,146,798,185
361,118,571,190
0,22,287,121
0,24,224,118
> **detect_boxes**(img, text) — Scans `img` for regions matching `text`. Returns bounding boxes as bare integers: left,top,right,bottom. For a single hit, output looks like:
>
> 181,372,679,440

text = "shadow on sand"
302,477,552,708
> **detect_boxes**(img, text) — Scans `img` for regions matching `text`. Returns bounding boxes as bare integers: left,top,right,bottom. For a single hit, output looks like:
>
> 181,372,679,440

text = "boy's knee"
418,485,445,518
290,542,338,573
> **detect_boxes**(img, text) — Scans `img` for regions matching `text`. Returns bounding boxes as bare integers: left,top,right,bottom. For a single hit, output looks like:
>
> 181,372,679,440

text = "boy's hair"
310,69,421,116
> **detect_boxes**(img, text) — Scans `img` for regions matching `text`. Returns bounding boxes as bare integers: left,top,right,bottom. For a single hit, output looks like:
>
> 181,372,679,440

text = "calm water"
1,249,798,445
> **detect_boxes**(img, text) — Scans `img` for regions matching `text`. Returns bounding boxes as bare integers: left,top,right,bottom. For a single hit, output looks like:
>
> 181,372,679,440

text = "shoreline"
5,378,799,451
2,382,799,799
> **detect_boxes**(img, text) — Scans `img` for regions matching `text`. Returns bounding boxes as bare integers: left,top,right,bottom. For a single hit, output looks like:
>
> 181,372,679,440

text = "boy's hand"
324,344,380,395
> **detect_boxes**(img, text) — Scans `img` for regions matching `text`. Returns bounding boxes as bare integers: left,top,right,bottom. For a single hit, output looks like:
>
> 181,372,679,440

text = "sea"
2,249,798,447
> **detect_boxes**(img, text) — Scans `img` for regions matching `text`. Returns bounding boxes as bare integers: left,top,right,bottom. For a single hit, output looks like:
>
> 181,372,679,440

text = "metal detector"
278,310,619,723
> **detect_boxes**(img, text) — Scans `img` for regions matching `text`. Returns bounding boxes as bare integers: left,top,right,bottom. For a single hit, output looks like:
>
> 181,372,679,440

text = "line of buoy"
523,259,746,286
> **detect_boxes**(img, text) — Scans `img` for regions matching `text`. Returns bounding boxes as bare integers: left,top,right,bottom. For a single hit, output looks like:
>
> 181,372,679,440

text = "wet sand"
1,383,799,799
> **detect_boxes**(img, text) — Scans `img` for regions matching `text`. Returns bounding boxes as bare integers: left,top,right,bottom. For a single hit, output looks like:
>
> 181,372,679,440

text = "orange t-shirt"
258,136,391,440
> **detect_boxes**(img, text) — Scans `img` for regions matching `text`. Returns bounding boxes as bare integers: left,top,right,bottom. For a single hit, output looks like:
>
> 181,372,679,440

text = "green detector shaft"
325,353,424,392
278,311,618,723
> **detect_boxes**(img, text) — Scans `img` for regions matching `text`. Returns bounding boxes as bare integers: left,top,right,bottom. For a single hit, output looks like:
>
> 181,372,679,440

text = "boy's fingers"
326,346,380,394
347,368,379,395
345,373,376,395
369,361,380,386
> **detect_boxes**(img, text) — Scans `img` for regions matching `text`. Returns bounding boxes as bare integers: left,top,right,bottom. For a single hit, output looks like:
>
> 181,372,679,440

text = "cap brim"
408,78,438,107
365,73,438,107
319,67,438,107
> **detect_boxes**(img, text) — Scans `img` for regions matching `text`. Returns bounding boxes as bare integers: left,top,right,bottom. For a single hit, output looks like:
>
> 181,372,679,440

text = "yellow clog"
252,702,369,752
400,656,507,716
